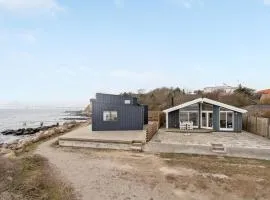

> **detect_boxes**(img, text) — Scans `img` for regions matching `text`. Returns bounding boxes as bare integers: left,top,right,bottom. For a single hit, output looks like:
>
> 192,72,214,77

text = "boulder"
1,129,15,135
3,151,16,159
31,135,40,143
0,147,12,155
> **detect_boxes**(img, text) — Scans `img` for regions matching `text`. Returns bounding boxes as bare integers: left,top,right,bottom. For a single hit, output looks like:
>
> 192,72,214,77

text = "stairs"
130,141,144,152
211,143,226,153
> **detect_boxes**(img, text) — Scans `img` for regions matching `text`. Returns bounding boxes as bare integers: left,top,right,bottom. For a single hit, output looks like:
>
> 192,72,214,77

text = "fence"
146,122,159,142
243,115,270,138
148,111,165,128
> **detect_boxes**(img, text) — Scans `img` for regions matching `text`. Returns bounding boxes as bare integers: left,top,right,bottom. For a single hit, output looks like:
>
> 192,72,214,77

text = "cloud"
0,29,38,44
264,0,270,5
110,69,165,82
55,65,92,77
0,0,64,13
113,0,125,8
17,32,37,43
193,65,204,72
170,0,204,8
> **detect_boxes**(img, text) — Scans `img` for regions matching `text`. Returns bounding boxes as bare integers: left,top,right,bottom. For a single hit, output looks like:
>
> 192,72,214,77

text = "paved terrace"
144,129,270,160
58,125,146,150
153,129,270,149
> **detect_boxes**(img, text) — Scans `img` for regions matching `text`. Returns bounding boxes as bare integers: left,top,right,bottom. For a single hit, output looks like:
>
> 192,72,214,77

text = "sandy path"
34,138,178,200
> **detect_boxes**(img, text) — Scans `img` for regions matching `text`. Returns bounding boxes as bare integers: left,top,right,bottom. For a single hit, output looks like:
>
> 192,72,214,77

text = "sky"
0,0,270,107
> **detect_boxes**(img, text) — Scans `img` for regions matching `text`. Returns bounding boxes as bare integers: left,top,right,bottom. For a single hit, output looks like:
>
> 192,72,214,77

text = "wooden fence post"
256,117,258,135
268,118,270,138
246,116,249,132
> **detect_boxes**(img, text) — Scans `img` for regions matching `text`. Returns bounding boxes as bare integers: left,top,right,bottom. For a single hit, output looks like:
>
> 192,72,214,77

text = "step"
211,143,224,147
212,149,227,154
132,140,145,144
130,146,142,152
212,147,225,150
211,143,226,153
132,142,143,147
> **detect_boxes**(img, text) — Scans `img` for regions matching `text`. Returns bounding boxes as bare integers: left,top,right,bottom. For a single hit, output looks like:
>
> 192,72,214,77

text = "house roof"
163,98,248,114
257,89,270,95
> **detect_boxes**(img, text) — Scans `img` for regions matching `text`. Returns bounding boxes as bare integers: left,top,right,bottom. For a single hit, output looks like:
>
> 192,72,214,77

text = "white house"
203,85,237,94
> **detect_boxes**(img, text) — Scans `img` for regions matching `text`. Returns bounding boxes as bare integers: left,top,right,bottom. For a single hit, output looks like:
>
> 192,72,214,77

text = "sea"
0,108,83,144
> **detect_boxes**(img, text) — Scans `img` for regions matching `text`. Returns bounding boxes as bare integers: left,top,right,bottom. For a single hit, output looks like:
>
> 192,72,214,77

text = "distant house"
257,89,270,105
257,89,270,95
203,85,237,94
163,98,247,132
90,93,148,131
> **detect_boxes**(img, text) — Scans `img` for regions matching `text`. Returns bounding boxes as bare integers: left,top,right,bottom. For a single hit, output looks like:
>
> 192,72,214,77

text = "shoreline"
0,121,89,157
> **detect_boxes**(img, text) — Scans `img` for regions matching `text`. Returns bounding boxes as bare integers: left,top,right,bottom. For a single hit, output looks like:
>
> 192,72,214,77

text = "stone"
0,147,12,155
31,136,40,143
3,151,16,159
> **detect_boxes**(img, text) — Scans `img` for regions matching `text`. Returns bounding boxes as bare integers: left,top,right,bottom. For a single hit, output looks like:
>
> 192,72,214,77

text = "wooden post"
246,115,248,131
256,117,258,135
268,118,270,138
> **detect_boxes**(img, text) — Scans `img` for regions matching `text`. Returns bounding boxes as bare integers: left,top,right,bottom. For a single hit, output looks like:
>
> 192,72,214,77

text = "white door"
201,112,213,129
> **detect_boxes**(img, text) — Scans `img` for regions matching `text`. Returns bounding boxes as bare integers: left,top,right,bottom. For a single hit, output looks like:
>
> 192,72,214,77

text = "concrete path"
34,138,178,200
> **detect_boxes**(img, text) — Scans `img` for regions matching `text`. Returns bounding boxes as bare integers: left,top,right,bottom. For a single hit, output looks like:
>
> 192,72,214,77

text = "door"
201,112,213,129
220,111,234,131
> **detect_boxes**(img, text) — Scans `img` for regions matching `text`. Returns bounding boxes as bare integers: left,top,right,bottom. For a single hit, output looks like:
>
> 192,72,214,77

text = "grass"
0,155,77,200
0,123,87,200
159,153,270,199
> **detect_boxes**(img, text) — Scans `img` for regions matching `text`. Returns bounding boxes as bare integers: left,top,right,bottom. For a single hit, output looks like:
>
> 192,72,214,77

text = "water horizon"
0,108,83,144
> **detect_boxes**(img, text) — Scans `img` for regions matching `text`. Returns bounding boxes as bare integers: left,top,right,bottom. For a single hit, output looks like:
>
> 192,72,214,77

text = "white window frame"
201,111,213,129
179,111,199,128
103,111,118,121
219,111,234,131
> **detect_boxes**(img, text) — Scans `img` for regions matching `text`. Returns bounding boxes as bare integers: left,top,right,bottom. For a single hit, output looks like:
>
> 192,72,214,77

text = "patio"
154,129,270,149
144,129,270,160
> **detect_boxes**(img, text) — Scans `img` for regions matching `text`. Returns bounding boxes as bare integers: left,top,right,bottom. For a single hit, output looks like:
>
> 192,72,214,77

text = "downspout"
166,112,169,129
199,103,202,129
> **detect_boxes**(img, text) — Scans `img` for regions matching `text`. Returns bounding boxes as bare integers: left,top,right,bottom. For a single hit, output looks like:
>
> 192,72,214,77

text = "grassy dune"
0,155,76,200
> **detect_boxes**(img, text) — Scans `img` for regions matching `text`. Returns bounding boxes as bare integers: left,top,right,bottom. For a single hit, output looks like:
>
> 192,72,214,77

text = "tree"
168,87,182,107
234,84,255,97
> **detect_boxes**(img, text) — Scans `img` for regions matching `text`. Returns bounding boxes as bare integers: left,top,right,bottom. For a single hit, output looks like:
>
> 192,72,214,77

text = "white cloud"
113,0,125,8
264,0,270,5
17,32,37,43
55,65,92,77
0,29,38,44
170,0,204,8
0,0,64,13
193,65,204,72
110,69,165,82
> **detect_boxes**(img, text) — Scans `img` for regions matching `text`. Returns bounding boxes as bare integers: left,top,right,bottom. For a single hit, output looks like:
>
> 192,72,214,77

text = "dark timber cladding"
168,110,180,128
91,93,147,131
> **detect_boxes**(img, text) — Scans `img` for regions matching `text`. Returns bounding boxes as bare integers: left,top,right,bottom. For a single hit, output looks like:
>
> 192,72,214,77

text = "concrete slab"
144,129,270,160
59,125,146,149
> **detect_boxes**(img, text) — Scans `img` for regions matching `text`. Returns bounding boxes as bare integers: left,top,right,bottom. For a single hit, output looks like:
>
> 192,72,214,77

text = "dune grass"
0,155,77,200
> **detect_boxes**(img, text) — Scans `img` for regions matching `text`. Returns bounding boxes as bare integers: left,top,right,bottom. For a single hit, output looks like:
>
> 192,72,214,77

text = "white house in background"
203,84,237,94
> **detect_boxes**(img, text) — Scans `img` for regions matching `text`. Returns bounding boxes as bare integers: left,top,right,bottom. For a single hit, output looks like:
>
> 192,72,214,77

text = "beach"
0,108,84,144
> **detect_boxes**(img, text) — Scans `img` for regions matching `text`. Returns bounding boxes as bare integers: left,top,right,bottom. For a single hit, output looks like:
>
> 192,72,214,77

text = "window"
180,111,199,127
220,111,234,130
103,111,118,121
220,112,226,128
124,100,131,104
189,112,199,127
